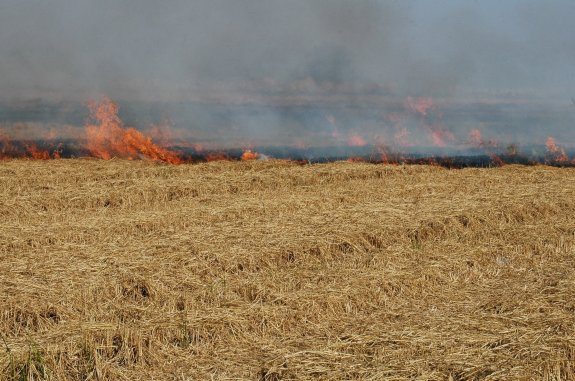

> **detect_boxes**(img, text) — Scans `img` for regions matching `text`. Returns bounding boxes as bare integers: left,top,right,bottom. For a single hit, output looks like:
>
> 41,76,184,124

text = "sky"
0,0,574,101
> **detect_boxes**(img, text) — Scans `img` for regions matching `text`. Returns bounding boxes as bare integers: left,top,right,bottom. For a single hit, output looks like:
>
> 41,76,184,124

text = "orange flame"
545,136,568,162
85,98,182,164
26,143,51,160
241,149,259,161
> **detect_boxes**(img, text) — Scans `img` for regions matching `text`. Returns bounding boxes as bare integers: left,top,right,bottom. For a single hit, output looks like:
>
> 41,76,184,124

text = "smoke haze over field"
1,0,574,99
0,0,574,151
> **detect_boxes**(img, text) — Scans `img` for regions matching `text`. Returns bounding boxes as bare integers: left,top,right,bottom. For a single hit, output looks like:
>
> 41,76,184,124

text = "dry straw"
0,159,574,380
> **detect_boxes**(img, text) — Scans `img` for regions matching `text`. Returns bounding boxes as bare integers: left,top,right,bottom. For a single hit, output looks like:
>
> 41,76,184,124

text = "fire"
25,143,51,160
468,128,499,149
376,144,391,163
468,129,483,147
427,126,454,147
241,149,259,161
403,96,456,147
0,128,60,160
405,97,435,116
1,96,573,168
545,136,568,162
85,98,182,164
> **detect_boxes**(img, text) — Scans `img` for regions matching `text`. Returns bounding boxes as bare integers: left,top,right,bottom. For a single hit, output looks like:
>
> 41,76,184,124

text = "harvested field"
1,159,575,380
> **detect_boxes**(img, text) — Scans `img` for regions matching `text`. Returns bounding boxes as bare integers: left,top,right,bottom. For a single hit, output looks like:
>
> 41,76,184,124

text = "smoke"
0,0,409,98
0,0,574,148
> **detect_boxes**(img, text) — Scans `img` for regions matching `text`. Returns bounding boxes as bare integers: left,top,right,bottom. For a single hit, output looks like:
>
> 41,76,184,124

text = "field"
1,159,574,380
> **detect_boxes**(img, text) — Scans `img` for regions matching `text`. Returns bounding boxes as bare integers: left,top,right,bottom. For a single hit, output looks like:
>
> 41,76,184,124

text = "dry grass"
1,159,574,380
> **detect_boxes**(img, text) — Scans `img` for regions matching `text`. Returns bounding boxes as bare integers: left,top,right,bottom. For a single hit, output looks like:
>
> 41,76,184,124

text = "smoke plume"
0,0,574,151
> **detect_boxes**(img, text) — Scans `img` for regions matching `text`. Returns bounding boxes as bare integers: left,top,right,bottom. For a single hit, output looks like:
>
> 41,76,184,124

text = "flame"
85,98,182,164
545,136,568,162
0,128,62,160
376,144,391,163
241,149,259,161
405,97,435,116
404,97,456,147
427,126,454,147
26,143,51,160
468,129,483,147
2,96,573,168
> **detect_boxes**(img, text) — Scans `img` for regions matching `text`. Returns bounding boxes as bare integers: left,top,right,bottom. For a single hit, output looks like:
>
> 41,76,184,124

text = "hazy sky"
0,0,574,100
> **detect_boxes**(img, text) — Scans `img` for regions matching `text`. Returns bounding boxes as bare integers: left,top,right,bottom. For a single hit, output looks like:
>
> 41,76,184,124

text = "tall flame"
85,98,182,164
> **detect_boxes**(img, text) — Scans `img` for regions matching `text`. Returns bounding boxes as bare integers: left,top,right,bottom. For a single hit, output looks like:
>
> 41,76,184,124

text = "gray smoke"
0,0,574,147
0,0,408,99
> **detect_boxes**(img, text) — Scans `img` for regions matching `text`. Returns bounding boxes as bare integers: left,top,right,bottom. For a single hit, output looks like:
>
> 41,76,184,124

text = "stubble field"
1,159,574,380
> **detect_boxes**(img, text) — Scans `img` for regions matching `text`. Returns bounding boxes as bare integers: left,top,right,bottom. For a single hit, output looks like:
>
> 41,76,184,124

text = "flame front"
1,96,575,167
85,98,182,164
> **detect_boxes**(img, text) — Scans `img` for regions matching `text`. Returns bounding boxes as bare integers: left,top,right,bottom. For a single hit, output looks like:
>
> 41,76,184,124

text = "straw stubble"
0,159,574,380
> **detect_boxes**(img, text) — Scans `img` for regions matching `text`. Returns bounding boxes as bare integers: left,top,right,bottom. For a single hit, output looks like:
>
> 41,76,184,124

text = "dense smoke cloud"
1,0,573,100
0,0,406,99
0,0,574,149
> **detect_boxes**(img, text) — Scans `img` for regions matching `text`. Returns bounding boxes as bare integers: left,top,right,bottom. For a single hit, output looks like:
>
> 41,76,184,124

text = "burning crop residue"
1,96,575,168
0,131,62,160
240,150,259,161
0,98,185,164
545,136,568,163
85,98,183,164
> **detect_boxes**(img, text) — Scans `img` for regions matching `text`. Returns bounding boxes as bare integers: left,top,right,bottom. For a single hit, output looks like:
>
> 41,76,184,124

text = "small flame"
468,129,483,147
241,149,259,161
405,97,435,116
545,136,568,162
428,127,454,147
